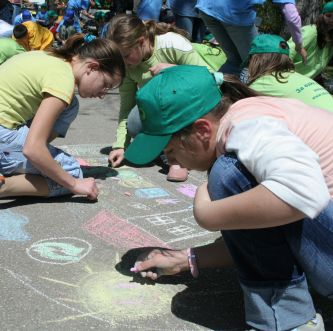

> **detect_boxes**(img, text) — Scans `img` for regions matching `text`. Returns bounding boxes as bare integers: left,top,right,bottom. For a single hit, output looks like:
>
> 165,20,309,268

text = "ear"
87,60,100,73
192,119,213,143
137,36,145,46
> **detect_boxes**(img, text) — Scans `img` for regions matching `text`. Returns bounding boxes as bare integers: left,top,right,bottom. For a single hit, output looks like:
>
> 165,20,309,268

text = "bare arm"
133,239,234,280
23,95,98,199
194,182,305,231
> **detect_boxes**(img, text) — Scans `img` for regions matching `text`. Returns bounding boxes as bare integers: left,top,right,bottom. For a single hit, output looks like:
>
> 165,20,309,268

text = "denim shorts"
0,97,82,197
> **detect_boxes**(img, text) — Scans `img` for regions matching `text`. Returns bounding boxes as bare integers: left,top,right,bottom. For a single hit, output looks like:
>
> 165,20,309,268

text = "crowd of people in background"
1,1,333,331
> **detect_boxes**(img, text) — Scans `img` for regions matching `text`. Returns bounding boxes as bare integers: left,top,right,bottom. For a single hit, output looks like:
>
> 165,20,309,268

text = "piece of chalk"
130,267,138,273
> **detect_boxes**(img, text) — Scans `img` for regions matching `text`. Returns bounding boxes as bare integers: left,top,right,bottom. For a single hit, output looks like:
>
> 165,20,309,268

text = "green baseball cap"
323,1,333,14
47,10,58,18
124,65,223,165
249,34,289,56
243,34,289,66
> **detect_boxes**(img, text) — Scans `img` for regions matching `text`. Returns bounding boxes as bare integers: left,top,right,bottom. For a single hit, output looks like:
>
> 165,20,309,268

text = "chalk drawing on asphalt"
26,237,92,264
0,210,31,241
2,266,203,330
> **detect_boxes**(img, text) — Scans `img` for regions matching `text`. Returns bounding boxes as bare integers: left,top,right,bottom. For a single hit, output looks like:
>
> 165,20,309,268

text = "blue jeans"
0,97,82,197
198,10,257,76
174,14,205,43
207,154,333,331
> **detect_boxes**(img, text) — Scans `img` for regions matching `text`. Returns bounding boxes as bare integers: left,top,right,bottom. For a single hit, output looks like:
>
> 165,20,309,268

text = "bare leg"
0,174,49,198
134,237,234,280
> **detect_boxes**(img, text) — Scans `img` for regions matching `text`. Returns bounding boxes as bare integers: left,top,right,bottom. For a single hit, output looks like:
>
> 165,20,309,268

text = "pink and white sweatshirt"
216,96,333,219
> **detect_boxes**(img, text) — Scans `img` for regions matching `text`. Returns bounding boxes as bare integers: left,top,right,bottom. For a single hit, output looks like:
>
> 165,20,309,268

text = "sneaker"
0,173,4,188
246,313,325,331
295,313,325,331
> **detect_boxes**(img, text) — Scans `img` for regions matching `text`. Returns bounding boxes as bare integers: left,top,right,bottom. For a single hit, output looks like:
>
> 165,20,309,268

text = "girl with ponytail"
0,33,125,200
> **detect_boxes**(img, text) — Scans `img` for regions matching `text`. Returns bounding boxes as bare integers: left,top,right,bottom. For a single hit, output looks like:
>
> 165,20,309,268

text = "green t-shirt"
250,71,333,112
0,51,75,129
192,43,226,72
0,38,25,65
288,25,333,78
113,32,219,149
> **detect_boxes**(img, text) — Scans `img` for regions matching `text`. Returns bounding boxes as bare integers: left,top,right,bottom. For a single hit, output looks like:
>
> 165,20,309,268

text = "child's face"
119,45,144,67
77,63,122,98
164,131,216,171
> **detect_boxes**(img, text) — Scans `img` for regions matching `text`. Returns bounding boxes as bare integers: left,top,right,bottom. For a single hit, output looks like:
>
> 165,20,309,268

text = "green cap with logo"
249,34,289,56
323,1,333,14
124,65,223,165
243,34,289,67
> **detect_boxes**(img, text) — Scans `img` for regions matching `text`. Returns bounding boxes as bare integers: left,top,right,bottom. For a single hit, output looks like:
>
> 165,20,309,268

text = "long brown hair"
177,75,262,135
316,15,333,48
247,53,295,85
49,33,126,78
108,14,189,49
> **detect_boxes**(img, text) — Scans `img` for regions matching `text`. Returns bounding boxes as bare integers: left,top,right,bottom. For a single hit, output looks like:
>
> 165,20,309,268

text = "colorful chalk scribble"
116,169,154,189
26,237,92,264
0,210,31,241
176,184,197,198
135,188,169,199
82,210,171,249
77,270,172,322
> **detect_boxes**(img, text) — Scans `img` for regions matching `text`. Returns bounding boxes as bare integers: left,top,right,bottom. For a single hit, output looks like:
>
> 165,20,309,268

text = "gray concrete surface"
0,92,332,331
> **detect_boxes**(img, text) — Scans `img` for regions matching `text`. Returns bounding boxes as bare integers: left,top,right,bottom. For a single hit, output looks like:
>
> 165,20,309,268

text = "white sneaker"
246,313,325,331
294,313,325,331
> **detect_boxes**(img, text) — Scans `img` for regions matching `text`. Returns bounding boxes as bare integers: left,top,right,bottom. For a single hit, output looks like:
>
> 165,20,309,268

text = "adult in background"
195,0,306,76
169,0,205,43
134,0,163,21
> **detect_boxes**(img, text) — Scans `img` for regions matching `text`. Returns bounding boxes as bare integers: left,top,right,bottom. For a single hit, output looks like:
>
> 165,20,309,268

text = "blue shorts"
0,97,82,197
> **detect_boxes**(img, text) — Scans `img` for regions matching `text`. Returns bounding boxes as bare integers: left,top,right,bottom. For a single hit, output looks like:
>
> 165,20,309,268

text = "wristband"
187,248,199,278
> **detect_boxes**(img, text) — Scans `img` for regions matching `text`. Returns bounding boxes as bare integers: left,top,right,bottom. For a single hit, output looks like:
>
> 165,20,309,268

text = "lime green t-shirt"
0,38,25,65
288,25,333,78
0,51,75,129
250,71,333,112
113,32,218,149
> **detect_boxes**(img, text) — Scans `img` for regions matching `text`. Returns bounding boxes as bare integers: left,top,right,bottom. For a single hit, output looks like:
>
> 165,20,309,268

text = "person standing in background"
135,0,163,21
195,0,306,76
169,0,205,43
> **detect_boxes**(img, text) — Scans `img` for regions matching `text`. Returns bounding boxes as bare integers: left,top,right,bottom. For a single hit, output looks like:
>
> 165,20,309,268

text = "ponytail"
210,74,263,119
48,33,126,78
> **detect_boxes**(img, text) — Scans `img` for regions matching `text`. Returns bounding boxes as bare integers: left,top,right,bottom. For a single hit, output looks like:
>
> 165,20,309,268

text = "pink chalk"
130,267,139,273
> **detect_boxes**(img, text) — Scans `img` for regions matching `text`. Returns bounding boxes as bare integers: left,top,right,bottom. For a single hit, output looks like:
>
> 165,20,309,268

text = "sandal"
167,165,188,182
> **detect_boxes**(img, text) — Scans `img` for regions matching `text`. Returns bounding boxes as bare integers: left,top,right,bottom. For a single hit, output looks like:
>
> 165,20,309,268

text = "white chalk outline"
26,237,92,265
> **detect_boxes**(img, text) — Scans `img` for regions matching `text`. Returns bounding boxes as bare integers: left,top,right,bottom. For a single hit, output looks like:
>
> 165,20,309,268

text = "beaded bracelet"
187,248,199,278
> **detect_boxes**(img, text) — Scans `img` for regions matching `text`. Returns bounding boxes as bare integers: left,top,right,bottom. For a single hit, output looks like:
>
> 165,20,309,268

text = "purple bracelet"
187,248,199,278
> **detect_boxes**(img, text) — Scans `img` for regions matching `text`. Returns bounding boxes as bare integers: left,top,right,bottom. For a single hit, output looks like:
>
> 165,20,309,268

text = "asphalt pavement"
0,91,332,331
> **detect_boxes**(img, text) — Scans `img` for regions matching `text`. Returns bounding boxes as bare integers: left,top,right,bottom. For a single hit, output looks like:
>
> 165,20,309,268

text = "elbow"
193,208,220,231
22,144,38,163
